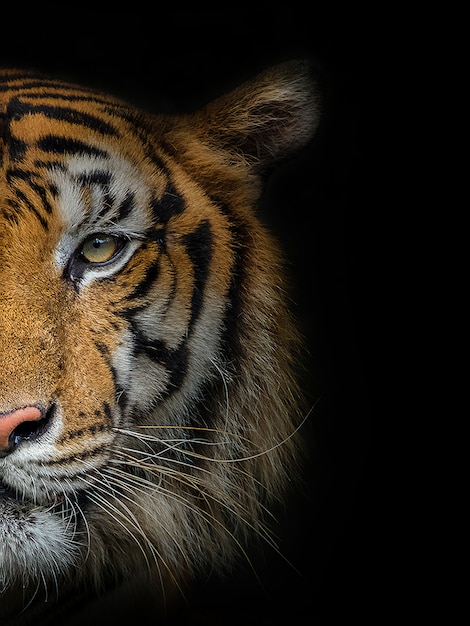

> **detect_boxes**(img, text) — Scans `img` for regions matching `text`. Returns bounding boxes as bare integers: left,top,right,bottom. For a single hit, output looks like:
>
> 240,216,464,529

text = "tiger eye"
79,235,122,264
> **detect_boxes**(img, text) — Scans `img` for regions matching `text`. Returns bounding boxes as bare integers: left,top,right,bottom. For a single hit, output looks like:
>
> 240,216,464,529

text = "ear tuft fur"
200,60,322,169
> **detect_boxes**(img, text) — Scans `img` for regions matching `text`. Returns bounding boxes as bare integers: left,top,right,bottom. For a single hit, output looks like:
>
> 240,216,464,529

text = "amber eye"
79,234,124,264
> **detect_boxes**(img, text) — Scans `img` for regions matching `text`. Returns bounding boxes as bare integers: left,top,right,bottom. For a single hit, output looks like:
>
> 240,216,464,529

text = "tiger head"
0,62,321,620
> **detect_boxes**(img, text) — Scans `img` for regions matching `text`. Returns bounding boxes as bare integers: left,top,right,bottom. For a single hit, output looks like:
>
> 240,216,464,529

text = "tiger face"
0,62,321,621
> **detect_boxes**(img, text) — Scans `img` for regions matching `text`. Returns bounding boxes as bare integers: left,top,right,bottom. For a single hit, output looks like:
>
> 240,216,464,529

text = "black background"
0,8,379,623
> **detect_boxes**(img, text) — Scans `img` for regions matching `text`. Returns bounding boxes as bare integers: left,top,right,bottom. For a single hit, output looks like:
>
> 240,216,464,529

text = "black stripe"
33,160,67,174
117,192,135,221
131,254,161,299
6,167,31,182
20,90,123,107
109,364,120,389
30,181,54,214
44,446,107,466
37,135,108,158
7,191,48,229
62,422,107,442
9,138,27,162
77,170,112,186
185,378,222,430
151,182,185,223
1,101,28,164
94,341,110,357
97,190,114,220
131,325,166,362
6,97,119,136
0,78,104,96
166,342,189,392
76,171,114,221
7,168,54,215
103,402,112,421
0,209,20,226
1,86,130,116
212,200,247,368
182,220,213,331
132,327,189,398
0,73,44,86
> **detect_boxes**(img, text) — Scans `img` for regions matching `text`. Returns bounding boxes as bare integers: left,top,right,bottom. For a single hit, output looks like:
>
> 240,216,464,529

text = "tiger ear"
194,60,323,169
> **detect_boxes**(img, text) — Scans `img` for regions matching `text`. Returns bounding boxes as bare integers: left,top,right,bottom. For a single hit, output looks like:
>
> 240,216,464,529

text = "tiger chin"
0,61,321,623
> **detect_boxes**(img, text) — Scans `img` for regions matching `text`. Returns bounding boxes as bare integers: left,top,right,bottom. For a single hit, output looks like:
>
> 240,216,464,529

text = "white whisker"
114,401,315,464
107,446,280,554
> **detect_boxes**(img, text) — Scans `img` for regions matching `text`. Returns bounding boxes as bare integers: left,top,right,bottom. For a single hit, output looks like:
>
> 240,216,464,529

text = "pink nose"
0,406,42,451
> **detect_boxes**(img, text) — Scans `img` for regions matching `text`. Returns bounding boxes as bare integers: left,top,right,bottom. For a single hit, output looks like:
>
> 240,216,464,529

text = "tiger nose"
0,406,46,455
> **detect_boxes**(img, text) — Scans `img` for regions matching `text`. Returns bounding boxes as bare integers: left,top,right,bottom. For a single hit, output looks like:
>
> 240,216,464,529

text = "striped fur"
0,62,321,621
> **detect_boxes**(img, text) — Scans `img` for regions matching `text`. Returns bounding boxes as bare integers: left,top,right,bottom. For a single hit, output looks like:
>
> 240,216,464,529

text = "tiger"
0,61,321,624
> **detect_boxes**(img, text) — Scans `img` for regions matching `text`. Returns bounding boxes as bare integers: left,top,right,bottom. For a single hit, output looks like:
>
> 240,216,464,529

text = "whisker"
118,399,317,464
62,485,92,561
113,441,279,520
107,449,281,553
75,460,187,602
99,467,192,569
83,486,153,570
112,433,282,505
20,578,42,615
109,460,261,576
